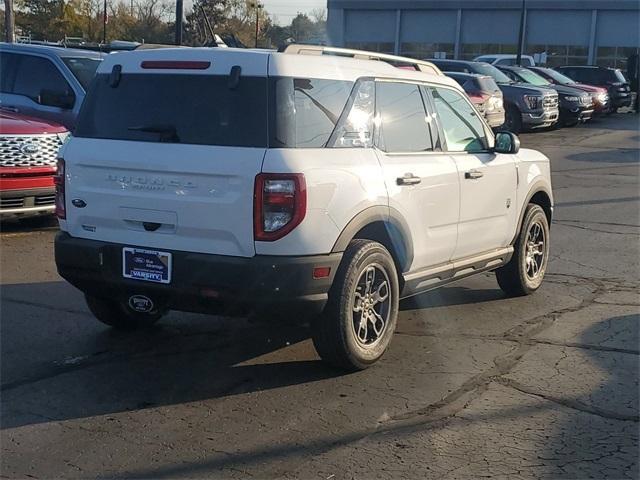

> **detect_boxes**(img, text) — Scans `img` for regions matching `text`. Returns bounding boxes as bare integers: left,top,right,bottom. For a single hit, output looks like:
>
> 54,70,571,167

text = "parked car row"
431,58,633,133
0,42,634,221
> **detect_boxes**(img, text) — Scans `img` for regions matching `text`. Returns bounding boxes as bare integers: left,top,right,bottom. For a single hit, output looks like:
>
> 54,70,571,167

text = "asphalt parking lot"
1,113,639,479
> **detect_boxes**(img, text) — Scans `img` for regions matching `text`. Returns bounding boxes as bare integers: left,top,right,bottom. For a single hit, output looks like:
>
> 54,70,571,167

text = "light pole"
516,0,526,66
4,0,15,43
175,0,183,45
102,0,107,44
250,2,263,48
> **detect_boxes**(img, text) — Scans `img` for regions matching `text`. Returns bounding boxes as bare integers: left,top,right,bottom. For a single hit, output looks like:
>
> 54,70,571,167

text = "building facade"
327,0,640,71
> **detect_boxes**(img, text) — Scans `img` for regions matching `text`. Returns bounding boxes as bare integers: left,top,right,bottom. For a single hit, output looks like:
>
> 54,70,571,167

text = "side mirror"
39,89,75,109
494,131,520,154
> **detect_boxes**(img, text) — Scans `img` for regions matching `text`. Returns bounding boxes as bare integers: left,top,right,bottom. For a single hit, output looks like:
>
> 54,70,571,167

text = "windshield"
472,63,513,84
539,68,576,85
611,69,628,83
515,69,551,86
61,57,101,90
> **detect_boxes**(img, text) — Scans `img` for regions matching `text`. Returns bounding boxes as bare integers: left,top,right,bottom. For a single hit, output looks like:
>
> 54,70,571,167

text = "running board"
401,247,514,299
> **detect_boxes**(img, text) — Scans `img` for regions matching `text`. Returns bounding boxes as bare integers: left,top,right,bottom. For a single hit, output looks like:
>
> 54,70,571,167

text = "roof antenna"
109,64,122,87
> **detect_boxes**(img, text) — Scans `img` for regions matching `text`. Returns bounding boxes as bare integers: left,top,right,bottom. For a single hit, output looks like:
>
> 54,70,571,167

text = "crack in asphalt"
2,296,91,317
385,278,638,426
553,221,640,236
495,377,639,422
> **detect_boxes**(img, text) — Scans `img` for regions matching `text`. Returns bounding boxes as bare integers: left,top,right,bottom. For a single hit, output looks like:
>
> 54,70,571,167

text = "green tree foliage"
7,0,325,47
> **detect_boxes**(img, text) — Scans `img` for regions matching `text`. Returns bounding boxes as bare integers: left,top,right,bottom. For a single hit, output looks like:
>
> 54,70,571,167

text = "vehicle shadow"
0,215,58,234
105,315,640,479
0,278,508,430
565,148,639,164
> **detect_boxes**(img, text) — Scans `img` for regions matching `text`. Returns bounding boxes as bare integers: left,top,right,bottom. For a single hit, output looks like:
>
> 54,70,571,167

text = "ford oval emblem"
19,143,39,155
128,294,154,313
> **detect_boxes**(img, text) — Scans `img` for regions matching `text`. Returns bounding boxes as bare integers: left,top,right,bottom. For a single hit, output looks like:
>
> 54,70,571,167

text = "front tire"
312,239,399,371
85,295,164,330
496,204,550,297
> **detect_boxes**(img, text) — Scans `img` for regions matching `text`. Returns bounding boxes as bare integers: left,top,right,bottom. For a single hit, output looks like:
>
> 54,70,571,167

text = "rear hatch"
64,49,270,257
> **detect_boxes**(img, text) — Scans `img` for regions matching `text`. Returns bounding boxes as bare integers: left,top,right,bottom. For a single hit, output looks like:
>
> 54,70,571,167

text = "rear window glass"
270,78,353,148
62,57,101,90
75,74,268,147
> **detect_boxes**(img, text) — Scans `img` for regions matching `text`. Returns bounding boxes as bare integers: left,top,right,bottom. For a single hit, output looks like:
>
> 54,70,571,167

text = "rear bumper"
484,110,506,128
0,187,56,218
55,232,342,315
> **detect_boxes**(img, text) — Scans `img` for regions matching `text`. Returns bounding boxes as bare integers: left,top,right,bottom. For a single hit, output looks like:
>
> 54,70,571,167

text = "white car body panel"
257,148,386,256
61,46,553,278
376,151,460,270
451,152,518,259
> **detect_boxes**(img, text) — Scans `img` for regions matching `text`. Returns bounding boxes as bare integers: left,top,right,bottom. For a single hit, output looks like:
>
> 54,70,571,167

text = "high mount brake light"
54,158,66,219
254,173,306,241
140,61,211,70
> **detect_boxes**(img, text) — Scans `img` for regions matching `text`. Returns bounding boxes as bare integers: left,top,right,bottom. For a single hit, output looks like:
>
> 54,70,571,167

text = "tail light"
254,173,306,241
54,158,65,219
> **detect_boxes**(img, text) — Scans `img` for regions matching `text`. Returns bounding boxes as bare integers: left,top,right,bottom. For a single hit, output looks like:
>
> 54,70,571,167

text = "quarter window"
431,87,487,153
12,55,73,103
375,81,434,153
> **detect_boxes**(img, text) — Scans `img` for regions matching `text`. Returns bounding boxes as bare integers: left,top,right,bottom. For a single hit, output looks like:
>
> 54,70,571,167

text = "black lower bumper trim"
55,232,342,315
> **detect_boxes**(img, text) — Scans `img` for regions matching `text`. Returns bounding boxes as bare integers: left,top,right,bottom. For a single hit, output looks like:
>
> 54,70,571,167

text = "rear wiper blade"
128,124,180,143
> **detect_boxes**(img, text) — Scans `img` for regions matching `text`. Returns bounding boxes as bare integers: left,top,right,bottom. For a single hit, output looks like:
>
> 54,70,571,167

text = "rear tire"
496,204,550,297
85,295,164,330
312,239,399,371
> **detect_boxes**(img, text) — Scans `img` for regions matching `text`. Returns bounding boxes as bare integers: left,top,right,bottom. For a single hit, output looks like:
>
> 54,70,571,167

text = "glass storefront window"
459,43,518,61
345,42,395,55
597,46,640,74
527,44,589,67
400,43,454,59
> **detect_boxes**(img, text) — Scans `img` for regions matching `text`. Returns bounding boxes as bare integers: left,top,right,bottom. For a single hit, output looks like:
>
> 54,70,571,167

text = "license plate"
123,247,172,284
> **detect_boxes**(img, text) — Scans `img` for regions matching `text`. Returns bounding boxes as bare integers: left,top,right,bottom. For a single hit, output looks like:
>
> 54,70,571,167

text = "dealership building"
326,0,640,70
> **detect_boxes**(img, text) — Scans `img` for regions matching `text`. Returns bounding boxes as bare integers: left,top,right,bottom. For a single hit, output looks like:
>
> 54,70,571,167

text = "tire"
312,239,400,371
502,105,522,134
496,204,550,297
85,294,164,330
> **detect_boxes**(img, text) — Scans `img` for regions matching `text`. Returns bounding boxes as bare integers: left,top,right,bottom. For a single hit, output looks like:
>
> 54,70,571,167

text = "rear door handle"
397,173,421,186
465,170,484,180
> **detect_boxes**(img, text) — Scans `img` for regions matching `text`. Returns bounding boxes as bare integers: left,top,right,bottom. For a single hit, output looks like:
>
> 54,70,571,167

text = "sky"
262,0,327,24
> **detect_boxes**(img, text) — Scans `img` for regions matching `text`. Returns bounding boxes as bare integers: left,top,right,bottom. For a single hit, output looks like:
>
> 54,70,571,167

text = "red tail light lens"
54,158,66,219
254,173,306,241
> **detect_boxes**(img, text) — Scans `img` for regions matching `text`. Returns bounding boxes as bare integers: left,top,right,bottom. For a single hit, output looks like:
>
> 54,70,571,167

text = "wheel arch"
512,183,553,244
331,206,414,280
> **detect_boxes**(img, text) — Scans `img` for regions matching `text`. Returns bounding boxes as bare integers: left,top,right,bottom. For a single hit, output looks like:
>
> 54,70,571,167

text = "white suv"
55,45,553,370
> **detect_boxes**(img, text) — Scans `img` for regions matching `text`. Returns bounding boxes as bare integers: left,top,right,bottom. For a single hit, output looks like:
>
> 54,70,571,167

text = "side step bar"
401,247,514,299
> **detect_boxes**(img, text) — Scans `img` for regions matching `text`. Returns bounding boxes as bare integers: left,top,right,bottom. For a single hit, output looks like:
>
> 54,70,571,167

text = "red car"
529,67,612,115
0,110,68,219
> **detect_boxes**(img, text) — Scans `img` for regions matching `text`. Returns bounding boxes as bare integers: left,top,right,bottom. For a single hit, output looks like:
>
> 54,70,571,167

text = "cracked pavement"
1,114,639,479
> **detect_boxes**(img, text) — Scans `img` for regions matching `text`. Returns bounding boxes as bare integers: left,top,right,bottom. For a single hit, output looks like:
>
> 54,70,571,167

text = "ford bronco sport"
55,45,553,370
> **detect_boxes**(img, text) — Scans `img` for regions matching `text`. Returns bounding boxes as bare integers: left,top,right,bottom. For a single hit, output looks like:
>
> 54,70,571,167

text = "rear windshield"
62,57,101,90
75,74,269,147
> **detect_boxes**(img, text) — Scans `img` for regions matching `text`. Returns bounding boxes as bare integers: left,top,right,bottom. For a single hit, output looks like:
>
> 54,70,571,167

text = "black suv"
432,59,559,133
497,65,594,126
555,66,632,111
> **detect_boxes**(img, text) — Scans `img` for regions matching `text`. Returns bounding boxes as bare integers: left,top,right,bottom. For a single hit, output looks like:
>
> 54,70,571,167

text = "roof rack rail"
282,44,443,76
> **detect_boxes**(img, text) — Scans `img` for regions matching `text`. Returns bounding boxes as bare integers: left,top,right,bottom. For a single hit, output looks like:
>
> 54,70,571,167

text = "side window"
272,77,352,148
12,55,73,103
375,81,434,153
431,87,487,153
330,80,374,148
0,52,17,93
503,70,518,82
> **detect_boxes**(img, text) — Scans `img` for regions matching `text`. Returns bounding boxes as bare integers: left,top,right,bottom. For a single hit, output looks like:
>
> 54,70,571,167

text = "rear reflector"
141,61,211,70
313,267,331,279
